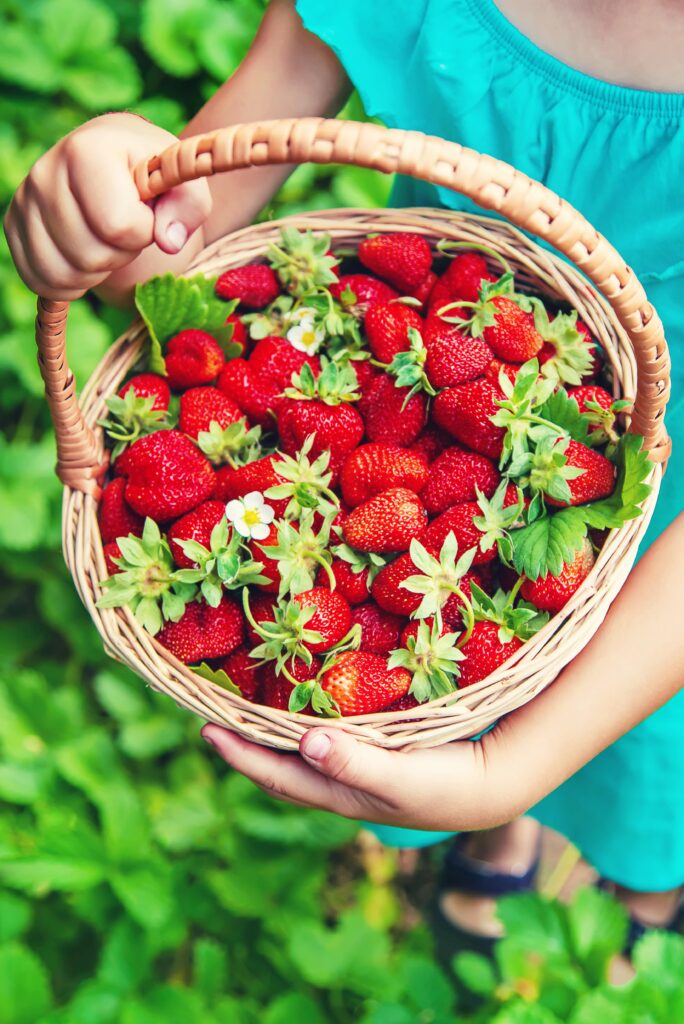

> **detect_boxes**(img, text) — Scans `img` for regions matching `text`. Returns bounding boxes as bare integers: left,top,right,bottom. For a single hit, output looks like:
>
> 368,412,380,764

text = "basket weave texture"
35,119,670,750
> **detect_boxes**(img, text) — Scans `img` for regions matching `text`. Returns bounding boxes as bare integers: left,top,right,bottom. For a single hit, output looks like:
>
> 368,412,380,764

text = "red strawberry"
164,330,225,390
330,274,400,313
545,440,616,507
248,336,320,390
167,500,227,569
295,587,352,653
361,374,427,446
320,650,411,715
178,387,246,440
441,252,495,303
103,540,123,575
115,430,216,522
118,373,170,410
245,592,278,645
214,455,289,518
339,443,428,508
521,539,595,613
248,521,281,595
216,265,280,309
219,646,261,702
358,232,432,291
261,656,321,711
481,297,544,363
157,597,244,664
364,303,424,364
371,551,425,616
217,358,282,428
226,313,248,355
387,692,421,712
397,568,485,646
422,501,494,565
408,271,437,307
424,320,493,388
409,427,452,465
486,358,520,386
432,379,506,459
99,477,144,543
318,558,370,605
457,621,523,687
428,277,464,320
420,446,499,514
568,385,620,441
276,398,364,481
343,488,427,553
352,359,380,398
350,603,404,656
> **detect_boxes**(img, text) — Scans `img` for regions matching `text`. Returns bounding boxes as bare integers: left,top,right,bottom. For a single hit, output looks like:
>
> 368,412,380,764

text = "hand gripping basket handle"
35,117,671,493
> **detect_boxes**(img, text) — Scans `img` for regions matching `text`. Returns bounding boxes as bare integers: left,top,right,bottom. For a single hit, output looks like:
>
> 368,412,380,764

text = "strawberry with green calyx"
386,327,437,401
284,358,360,404
371,551,426,616
262,656,322,712
330,274,400,315
313,649,412,717
441,274,545,363
528,304,595,386
266,227,340,296
388,619,465,702
249,335,321,389
569,385,631,446
436,240,512,284
514,435,616,507
400,533,476,641
99,477,144,544
97,518,197,635
215,264,280,310
217,646,261,702
472,481,525,564
470,581,549,641
423,321,494,389
350,603,404,656
197,419,264,468
339,442,428,508
432,377,506,459
178,387,246,440
118,373,170,409
258,509,336,598
99,383,174,459
116,430,216,522
157,596,244,664
365,301,424,364
490,359,560,471
360,373,428,447
164,330,225,390
172,517,270,607
327,544,388,604
358,232,432,292
265,435,340,521
103,541,124,576
456,584,548,687
343,487,427,553
423,501,497,567
168,500,228,568
521,538,595,613
420,446,500,515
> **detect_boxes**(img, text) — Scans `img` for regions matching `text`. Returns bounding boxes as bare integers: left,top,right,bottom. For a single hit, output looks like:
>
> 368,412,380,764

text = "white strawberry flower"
225,491,275,540
286,308,325,354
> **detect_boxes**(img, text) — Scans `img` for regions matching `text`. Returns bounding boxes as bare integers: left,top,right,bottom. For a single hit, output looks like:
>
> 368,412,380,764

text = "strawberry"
386,692,421,712
521,539,595,613
320,650,411,716
420,446,499,515
217,358,282,428
319,557,371,605
215,264,280,309
570,384,614,418
330,274,400,314
364,303,424,364
486,358,520,386
248,336,321,390
358,232,432,291
408,270,437,307
261,656,321,711
167,500,227,569
164,330,225,390
457,620,523,687
339,443,428,508
481,297,544,362
226,313,248,355
441,252,495,303
568,384,623,442
541,439,616,507
245,592,278,646
428,277,464,319
422,501,494,565
349,602,404,655
214,455,289,518
360,374,427,446
352,359,380,398
432,379,506,459
371,551,425,616
423,320,493,388
295,587,352,653
103,540,123,575
219,646,261,702
156,597,244,664
118,373,170,411
409,427,451,465
115,430,216,522
178,387,246,440
99,477,144,543
267,227,340,296
399,569,485,643
536,313,601,386
248,521,281,594
343,488,427,553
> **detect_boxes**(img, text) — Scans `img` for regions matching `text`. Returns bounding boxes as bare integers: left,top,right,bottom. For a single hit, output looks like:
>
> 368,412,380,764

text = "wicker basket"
35,118,671,751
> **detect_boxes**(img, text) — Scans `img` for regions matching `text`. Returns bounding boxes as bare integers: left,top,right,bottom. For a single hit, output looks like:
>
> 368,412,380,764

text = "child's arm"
202,509,684,831
4,0,349,306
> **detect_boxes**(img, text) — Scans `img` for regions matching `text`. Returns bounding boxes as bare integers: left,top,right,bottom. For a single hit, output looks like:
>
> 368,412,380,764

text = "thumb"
299,727,402,801
152,178,213,254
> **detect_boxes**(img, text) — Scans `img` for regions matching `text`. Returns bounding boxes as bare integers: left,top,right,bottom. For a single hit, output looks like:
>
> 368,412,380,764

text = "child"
7,0,684,948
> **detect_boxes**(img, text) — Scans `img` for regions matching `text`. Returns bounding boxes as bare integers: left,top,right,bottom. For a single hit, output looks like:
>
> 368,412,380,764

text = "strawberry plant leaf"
511,508,588,580
580,433,652,529
192,662,242,697
537,388,590,443
135,273,238,374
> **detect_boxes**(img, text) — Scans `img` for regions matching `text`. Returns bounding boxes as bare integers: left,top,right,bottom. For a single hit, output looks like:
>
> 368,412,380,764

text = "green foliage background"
0,2,682,1021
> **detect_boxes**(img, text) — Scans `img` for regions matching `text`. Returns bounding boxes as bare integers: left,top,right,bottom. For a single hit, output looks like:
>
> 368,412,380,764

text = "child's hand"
4,112,211,300
200,724,520,832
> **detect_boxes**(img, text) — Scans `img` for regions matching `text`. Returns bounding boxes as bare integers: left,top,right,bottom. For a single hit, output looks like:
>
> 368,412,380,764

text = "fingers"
153,180,212,254
299,728,405,808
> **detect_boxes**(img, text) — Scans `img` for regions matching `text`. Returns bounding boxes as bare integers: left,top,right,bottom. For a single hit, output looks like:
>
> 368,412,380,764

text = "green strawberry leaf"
537,388,590,443
192,662,242,697
511,507,589,580
135,273,238,374
580,433,652,529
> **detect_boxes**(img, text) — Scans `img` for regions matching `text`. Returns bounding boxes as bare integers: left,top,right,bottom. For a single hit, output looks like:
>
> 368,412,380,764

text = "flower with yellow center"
224,491,275,541
286,309,325,355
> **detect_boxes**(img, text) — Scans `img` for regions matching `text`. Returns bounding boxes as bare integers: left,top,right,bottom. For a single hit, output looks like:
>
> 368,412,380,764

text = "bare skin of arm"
203,510,684,831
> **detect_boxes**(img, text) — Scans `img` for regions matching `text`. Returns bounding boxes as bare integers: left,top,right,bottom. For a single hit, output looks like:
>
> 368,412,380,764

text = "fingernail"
166,220,188,251
302,732,331,762
201,727,218,750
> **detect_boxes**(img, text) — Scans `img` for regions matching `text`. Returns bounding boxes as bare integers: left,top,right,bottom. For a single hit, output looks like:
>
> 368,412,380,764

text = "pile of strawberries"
97,227,649,717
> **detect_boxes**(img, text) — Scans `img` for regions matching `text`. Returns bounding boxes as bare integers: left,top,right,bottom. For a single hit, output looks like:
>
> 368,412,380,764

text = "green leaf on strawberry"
285,358,360,405
536,388,591,444
267,227,340,297
135,273,239,374
470,583,549,641
491,359,560,470
265,435,340,520
192,662,242,697
174,518,270,604
259,509,334,598
511,507,589,580
401,533,476,628
98,389,175,459
386,327,436,401
472,481,524,564
388,619,464,702
520,301,593,385
242,592,324,678
513,434,586,505
330,543,388,583
197,419,264,468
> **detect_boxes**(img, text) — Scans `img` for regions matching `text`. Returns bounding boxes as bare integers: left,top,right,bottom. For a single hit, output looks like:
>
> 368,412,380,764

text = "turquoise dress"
296,0,684,890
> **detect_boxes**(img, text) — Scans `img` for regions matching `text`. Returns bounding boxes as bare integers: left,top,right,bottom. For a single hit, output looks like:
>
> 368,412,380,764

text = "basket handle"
35,117,671,493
